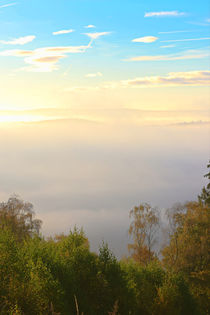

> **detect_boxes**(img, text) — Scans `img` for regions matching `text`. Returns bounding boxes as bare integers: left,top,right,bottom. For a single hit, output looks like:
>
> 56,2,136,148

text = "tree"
163,202,187,266
163,201,209,273
154,272,198,315
198,161,210,206
162,201,210,314
128,203,159,265
0,195,42,241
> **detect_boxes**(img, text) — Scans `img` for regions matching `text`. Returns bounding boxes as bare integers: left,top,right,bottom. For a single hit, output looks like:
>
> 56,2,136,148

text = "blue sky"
0,0,209,80
0,0,209,118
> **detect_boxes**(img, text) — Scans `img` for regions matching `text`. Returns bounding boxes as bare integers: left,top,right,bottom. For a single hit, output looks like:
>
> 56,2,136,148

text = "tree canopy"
0,161,209,314
0,195,42,241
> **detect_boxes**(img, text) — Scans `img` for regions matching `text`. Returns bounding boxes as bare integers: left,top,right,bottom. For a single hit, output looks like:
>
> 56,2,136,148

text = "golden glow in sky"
0,0,209,124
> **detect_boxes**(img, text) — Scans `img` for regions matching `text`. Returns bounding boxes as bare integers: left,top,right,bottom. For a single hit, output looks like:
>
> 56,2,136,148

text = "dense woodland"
0,163,209,315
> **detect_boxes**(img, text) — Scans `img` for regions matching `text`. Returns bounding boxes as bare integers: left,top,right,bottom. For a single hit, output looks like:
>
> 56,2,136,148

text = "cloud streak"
0,28,110,72
159,30,191,34
173,120,210,126
161,37,210,43
52,29,74,35
145,11,185,17
127,49,210,62
64,70,210,92
0,43,92,72
119,71,210,88
0,2,16,8
160,45,175,48
0,35,35,45
132,36,158,43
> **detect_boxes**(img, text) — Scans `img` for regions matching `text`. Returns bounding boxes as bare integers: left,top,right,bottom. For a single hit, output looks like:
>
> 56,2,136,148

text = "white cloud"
127,49,209,62
52,29,74,35
24,55,65,72
145,11,185,17
85,72,102,78
161,37,210,43
132,36,158,43
84,32,111,40
0,30,110,72
0,35,35,45
159,30,190,34
65,70,210,92
0,43,92,72
160,45,175,48
129,55,205,62
84,25,96,29
187,21,210,27
24,45,92,72
0,49,33,56
118,71,210,88
0,3,16,9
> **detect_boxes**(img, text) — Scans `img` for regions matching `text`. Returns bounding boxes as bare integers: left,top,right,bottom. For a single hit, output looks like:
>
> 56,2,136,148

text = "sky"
0,0,210,257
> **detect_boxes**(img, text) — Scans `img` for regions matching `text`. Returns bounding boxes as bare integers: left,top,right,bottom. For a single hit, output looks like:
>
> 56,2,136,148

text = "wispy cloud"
0,35,35,45
84,25,96,29
65,70,210,92
0,2,16,9
159,30,190,34
0,44,92,72
118,70,210,88
52,29,74,35
127,49,209,62
85,72,102,78
145,11,186,18
187,21,210,27
23,45,92,72
189,18,210,27
0,49,34,56
161,37,210,43
0,29,110,72
84,32,111,40
160,45,175,48
132,36,158,43
173,120,210,126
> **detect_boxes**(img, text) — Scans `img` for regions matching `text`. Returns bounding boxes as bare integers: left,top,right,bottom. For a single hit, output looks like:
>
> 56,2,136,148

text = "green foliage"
155,273,199,315
0,228,64,314
97,243,132,314
0,195,42,242
0,183,208,315
163,202,209,273
162,200,210,314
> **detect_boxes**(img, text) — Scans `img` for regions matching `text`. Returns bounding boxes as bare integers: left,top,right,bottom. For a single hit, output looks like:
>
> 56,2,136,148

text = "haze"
0,0,209,256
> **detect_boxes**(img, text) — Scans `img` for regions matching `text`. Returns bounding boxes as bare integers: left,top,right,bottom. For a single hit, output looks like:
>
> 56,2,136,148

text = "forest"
0,163,209,315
